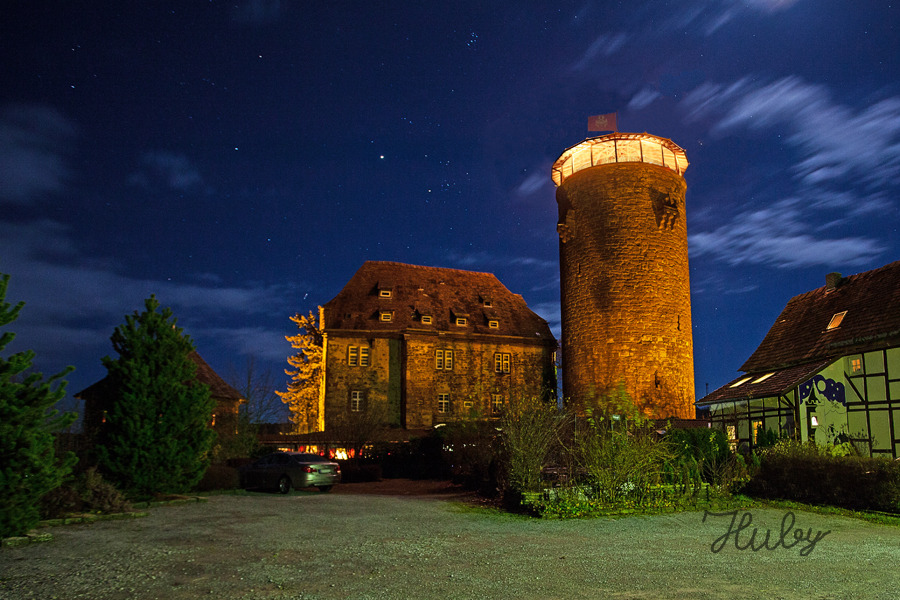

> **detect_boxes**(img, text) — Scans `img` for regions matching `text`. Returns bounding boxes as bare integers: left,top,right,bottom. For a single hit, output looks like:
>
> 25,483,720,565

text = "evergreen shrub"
744,440,900,512
0,273,76,538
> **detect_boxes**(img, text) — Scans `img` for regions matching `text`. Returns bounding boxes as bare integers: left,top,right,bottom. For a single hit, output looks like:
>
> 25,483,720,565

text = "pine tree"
276,310,323,434
0,273,76,538
95,296,216,497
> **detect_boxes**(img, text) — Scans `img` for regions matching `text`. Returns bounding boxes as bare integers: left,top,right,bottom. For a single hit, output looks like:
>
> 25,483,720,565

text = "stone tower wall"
556,160,694,418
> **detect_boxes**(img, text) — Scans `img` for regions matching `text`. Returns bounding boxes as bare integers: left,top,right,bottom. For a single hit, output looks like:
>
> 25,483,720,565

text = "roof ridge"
362,260,499,279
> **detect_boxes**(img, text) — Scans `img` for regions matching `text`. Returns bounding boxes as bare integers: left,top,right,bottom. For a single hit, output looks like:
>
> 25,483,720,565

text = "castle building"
552,132,694,419
319,261,557,432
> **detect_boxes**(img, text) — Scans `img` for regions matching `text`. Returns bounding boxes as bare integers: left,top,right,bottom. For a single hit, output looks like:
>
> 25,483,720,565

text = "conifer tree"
0,273,76,538
276,310,323,434
95,295,215,496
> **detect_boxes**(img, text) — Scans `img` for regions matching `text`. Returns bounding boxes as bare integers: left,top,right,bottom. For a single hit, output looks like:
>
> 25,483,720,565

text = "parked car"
239,452,341,493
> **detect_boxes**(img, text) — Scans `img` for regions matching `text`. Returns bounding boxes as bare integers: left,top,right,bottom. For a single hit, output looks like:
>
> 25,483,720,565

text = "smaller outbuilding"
697,260,900,457
77,350,244,441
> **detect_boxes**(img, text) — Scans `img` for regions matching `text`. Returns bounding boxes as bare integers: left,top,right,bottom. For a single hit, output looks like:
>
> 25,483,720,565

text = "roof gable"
76,350,244,402
322,261,556,343
741,260,900,372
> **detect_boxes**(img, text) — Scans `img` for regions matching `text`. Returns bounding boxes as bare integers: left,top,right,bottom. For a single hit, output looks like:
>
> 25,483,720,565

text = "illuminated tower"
552,133,694,419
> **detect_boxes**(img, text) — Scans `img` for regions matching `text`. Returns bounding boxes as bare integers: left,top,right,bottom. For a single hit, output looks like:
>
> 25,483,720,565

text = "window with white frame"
435,349,453,370
494,353,511,373
491,394,504,414
421,314,433,324
437,393,450,413
350,390,364,412
455,317,467,326
380,311,393,322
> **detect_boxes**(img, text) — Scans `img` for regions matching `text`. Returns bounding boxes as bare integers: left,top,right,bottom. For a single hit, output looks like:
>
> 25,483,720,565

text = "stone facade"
320,262,557,432
553,134,695,419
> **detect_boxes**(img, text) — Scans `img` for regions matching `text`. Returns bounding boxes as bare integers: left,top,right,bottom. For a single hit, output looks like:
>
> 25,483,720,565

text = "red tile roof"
322,261,556,344
697,360,832,406
698,260,900,406
741,260,900,372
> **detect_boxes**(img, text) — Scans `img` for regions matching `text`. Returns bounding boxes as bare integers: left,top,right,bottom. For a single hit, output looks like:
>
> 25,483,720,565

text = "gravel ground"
2,480,900,599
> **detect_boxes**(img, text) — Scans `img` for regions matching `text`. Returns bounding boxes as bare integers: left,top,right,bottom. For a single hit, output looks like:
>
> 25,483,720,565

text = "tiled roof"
76,350,243,402
741,260,900,372
696,360,832,406
322,261,556,344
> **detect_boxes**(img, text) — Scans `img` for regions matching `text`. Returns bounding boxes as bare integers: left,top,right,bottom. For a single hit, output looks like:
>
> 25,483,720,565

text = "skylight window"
752,372,775,384
826,311,847,330
729,377,752,388
379,289,392,298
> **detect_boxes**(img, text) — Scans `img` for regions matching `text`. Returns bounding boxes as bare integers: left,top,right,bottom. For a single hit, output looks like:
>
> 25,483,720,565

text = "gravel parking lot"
3,480,900,599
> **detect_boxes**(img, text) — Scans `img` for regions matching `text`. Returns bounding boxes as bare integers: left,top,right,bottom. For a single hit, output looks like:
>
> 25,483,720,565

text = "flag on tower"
588,112,618,132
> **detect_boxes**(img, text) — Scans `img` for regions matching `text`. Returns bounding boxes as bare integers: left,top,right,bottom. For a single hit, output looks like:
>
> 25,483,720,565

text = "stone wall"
557,161,694,418
323,332,555,430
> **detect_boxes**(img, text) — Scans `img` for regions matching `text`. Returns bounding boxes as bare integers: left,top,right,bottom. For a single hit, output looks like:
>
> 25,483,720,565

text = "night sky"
2,1,898,414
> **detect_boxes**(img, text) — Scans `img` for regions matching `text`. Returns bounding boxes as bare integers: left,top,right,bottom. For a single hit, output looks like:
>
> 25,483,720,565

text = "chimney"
825,272,842,291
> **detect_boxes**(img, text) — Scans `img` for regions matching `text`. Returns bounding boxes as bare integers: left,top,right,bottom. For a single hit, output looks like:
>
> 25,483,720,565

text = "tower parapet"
552,132,694,419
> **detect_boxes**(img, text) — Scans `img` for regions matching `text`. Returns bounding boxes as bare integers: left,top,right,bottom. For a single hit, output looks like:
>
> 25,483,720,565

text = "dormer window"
380,311,393,322
488,320,499,329
421,315,433,324
482,296,493,308
826,311,847,330
456,317,467,326
379,289,392,299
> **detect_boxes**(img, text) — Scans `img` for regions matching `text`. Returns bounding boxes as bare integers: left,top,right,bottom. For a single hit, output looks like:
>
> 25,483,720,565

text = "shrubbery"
40,467,131,519
743,440,900,513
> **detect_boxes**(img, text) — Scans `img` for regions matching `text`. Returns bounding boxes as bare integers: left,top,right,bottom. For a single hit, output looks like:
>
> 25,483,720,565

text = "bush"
499,396,568,498
40,467,131,518
744,440,900,512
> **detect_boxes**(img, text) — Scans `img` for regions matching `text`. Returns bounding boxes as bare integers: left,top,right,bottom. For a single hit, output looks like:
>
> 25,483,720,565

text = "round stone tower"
552,132,694,419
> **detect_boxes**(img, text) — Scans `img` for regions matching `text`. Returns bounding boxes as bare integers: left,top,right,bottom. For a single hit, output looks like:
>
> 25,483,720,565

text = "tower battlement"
551,132,688,186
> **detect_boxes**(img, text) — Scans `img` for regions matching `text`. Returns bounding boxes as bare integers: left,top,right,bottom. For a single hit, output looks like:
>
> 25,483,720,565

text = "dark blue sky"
2,1,898,410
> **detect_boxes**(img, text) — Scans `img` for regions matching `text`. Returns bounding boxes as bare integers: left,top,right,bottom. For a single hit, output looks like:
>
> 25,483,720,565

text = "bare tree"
226,356,285,424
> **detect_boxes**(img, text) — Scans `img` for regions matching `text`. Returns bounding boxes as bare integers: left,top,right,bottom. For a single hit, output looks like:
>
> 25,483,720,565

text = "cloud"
198,326,293,363
666,0,800,36
0,219,297,374
688,196,885,268
445,250,556,272
529,301,561,338
569,33,629,71
129,151,206,192
514,172,550,198
628,88,661,111
0,104,75,205
684,77,900,191
681,75,898,268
